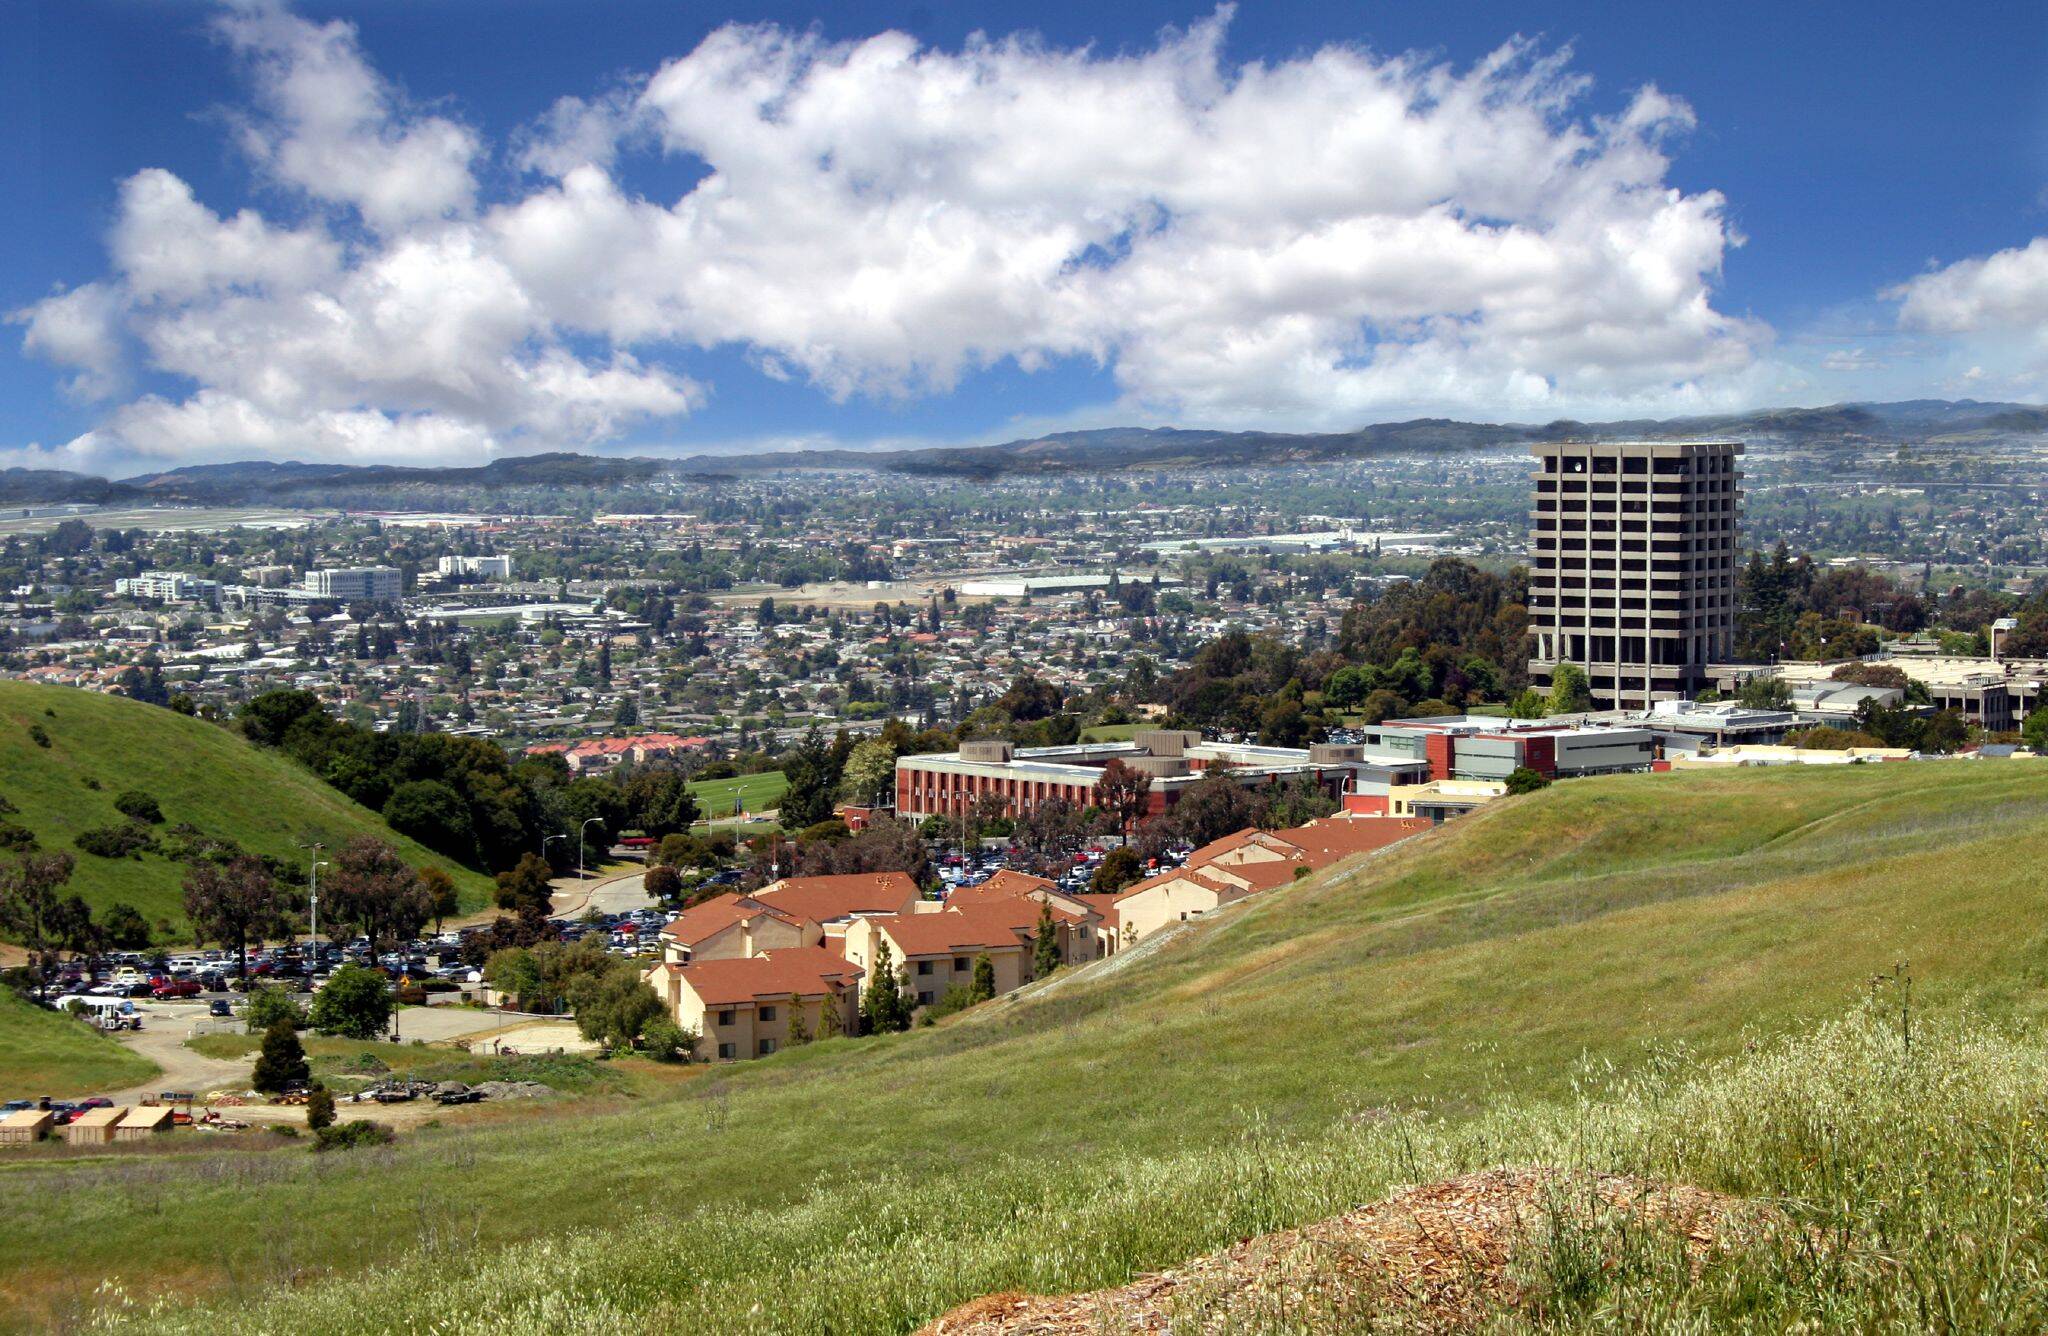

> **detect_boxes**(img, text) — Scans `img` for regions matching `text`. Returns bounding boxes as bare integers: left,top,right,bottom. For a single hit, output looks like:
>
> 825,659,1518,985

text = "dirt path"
103,1026,247,1105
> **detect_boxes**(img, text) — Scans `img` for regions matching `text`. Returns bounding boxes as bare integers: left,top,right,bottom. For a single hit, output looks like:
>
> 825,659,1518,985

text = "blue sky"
6,0,2048,474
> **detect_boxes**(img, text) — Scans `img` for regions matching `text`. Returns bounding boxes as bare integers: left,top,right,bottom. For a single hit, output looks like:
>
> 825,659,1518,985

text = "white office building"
302,566,403,602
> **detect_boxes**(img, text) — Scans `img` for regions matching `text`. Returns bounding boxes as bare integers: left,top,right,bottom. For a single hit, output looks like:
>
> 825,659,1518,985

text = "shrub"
305,1083,336,1131
74,822,157,859
27,724,49,748
312,1122,394,1153
641,1017,694,1063
0,822,38,852
922,984,984,1022
113,791,164,824
1504,767,1552,795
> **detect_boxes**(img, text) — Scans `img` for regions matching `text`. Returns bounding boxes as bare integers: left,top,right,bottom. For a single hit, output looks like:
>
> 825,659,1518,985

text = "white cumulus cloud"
14,2,1770,468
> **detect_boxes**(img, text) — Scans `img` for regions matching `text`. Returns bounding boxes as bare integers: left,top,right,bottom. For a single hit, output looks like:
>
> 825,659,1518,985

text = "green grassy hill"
0,680,494,937
0,989,156,1096
8,760,2048,1329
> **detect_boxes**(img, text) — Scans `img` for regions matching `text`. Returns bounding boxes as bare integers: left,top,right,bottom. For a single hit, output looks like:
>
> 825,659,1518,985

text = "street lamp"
578,817,603,881
297,842,326,992
542,832,567,862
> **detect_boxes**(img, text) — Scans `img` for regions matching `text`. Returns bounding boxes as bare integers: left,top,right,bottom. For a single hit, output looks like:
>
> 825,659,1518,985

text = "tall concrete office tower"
1527,441,1742,710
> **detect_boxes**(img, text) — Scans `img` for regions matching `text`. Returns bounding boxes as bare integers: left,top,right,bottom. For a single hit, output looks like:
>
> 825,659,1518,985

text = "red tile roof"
658,893,803,945
756,872,920,924
672,947,864,1007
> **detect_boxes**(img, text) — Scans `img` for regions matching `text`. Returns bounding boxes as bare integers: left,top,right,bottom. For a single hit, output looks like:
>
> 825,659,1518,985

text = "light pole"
578,817,603,881
542,832,567,862
298,842,326,992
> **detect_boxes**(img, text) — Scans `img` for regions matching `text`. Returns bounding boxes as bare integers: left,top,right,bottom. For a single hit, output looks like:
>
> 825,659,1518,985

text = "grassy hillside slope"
0,680,494,935
0,990,156,1096
8,760,2048,1329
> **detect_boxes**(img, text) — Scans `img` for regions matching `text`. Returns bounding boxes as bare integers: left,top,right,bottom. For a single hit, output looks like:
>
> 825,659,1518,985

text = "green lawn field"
7,759,2048,1330
687,770,788,822
0,680,495,937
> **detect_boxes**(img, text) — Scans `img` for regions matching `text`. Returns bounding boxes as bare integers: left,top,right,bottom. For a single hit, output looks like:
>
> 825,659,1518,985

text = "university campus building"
1528,440,1742,710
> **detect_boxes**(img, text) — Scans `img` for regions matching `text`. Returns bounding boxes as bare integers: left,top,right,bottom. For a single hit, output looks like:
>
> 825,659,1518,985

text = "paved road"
550,870,654,921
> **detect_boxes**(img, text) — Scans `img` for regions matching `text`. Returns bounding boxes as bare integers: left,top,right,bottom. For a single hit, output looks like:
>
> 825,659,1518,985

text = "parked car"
207,999,233,1018
152,979,203,1000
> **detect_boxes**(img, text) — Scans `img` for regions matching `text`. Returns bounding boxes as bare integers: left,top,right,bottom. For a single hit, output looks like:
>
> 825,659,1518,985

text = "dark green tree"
1032,900,1062,978
971,952,996,1003
860,940,912,1034
251,1018,310,1093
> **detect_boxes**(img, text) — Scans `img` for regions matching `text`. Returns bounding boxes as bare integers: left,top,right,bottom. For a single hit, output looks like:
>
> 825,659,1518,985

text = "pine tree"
1032,900,1062,978
971,952,996,1002
817,991,845,1040
785,992,812,1046
252,1018,310,1093
861,941,911,1034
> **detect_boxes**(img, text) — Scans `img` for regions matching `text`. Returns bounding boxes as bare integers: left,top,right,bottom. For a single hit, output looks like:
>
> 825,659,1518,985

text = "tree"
860,940,912,1033
785,993,812,1046
1092,759,1152,837
382,780,475,863
494,853,555,917
1505,689,1548,720
99,901,152,949
816,992,845,1040
244,985,306,1033
1260,774,1338,828
1504,766,1552,795
1090,846,1143,895
571,970,666,1051
182,855,293,980
324,838,430,953
2023,709,2048,754
305,1082,336,1131
624,770,699,839
484,947,546,1010
1169,773,1259,848
644,865,683,903
836,739,898,807
971,952,996,1003
1738,676,1794,710
1547,663,1594,715
308,963,394,1039
419,866,460,933
251,1019,309,1093
778,728,837,830
0,851,76,1000
1013,796,1086,876
1032,900,1062,977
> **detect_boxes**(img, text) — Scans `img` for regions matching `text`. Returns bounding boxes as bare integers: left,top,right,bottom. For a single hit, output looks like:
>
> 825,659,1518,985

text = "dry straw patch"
918,1167,1776,1334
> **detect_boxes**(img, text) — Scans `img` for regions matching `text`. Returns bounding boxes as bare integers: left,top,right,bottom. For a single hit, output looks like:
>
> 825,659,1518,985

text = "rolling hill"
7,758,2048,1329
0,680,494,938
2,399,2043,503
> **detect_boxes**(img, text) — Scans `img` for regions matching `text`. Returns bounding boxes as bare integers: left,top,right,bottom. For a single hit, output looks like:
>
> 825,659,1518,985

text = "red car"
151,979,202,999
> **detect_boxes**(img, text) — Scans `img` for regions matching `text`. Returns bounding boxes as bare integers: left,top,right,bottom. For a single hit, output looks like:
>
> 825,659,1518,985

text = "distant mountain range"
7,400,2045,506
